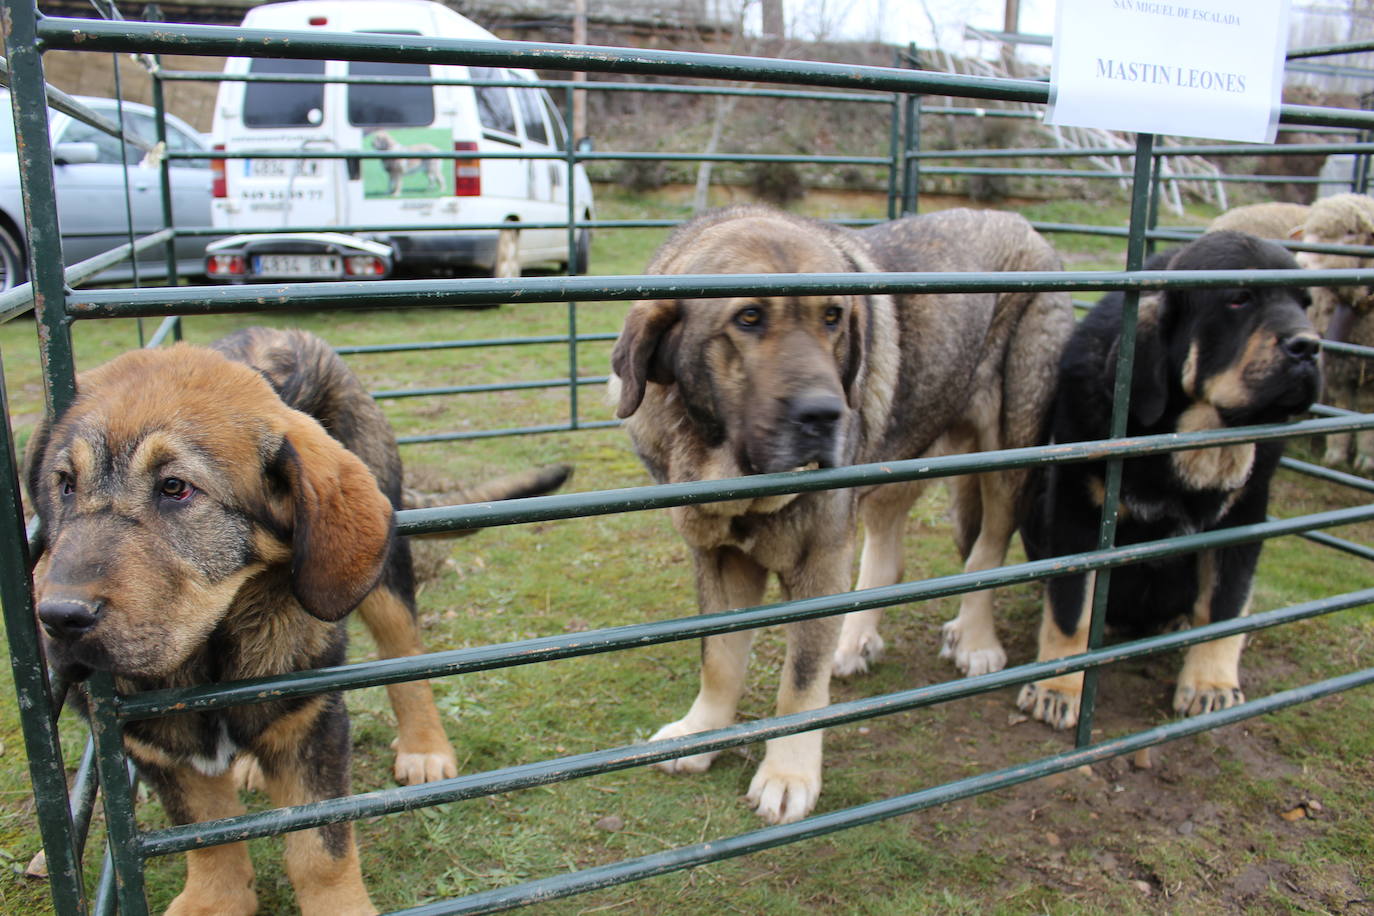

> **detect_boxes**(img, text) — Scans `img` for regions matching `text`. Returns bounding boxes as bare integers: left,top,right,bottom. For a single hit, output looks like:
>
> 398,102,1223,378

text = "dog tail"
401,464,572,537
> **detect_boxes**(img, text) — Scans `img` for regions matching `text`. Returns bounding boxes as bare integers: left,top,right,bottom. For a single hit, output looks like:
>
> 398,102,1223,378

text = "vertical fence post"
902,42,921,216
1074,132,1158,749
0,357,89,915
2,2,91,909
566,85,580,431
886,51,902,221
86,673,150,915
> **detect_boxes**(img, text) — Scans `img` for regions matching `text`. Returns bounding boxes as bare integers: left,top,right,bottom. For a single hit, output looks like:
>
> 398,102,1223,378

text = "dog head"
25,345,395,681
1118,231,1320,430
611,213,869,475
369,130,398,152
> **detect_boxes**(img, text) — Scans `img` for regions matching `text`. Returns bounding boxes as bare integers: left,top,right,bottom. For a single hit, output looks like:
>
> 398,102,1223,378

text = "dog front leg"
258,698,376,916
1018,571,1094,730
747,543,852,824
138,761,257,916
1174,548,1253,717
652,546,766,775
357,587,458,785
940,470,1020,677
834,481,923,678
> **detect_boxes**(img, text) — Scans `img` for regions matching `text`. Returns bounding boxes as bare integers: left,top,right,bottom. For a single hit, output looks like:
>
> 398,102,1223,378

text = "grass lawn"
0,190,1370,915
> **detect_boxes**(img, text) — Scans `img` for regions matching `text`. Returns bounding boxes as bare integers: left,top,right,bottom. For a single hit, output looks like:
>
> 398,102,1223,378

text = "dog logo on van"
364,128,452,198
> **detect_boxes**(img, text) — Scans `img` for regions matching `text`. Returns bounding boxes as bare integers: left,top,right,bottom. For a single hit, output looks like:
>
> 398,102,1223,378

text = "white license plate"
253,254,341,278
246,158,323,178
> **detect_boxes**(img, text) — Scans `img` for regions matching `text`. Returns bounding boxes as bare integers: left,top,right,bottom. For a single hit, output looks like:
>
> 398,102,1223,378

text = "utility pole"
573,0,587,140
1002,0,1020,68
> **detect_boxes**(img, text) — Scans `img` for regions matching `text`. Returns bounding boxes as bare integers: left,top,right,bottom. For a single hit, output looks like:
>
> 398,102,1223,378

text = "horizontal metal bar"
198,148,887,166
1281,457,1374,495
1288,38,1374,60
156,69,893,103
915,142,1374,159
372,375,605,400
37,18,1053,102
921,166,1327,184
1322,339,1374,358
61,267,1374,317
172,218,884,238
385,665,1374,916
35,19,1374,129
391,415,1372,536
397,419,619,445
117,499,1374,723
336,333,616,356
0,228,176,323
132,590,1374,855
1296,529,1374,563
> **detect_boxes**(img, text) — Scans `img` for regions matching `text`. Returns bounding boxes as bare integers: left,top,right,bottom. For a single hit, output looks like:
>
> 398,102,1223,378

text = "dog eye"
57,473,75,497
158,477,195,502
1228,291,1253,310
735,307,764,329
823,305,843,327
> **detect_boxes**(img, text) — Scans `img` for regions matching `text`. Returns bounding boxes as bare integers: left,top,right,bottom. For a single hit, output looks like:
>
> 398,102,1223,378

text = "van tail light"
212,144,227,198
454,141,480,196
344,255,387,277
206,253,246,276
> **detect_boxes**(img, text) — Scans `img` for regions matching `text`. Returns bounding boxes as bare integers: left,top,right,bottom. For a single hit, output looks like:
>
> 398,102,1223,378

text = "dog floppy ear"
841,296,868,409
273,409,394,621
1104,292,1171,429
610,298,681,418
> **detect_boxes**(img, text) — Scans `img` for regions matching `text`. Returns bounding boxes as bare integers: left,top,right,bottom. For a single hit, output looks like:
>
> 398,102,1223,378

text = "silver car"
0,92,213,291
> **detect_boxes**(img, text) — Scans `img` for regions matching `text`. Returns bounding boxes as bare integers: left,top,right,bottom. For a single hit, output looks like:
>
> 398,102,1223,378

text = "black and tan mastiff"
610,206,1075,823
1018,232,1322,729
27,327,568,915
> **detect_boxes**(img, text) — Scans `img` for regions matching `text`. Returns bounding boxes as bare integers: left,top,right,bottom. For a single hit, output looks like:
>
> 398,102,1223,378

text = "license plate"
246,158,323,178
252,254,341,278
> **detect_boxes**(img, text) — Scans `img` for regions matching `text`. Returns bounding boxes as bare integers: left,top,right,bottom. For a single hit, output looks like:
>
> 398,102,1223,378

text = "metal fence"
2,4,1373,914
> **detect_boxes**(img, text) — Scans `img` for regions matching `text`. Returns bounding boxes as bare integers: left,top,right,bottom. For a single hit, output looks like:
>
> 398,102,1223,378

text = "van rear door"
343,60,451,230
230,58,346,234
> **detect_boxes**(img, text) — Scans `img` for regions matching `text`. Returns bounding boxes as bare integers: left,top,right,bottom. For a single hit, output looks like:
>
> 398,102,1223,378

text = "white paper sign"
1047,0,1291,143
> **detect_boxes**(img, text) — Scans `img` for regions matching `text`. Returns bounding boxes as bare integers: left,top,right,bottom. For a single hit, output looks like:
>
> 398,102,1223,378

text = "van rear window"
348,62,435,127
244,59,327,128
471,68,517,138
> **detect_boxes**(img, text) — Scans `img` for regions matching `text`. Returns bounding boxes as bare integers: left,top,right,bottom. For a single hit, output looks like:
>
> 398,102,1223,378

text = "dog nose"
788,392,844,438
1281,334,1320,362
37,598,104,639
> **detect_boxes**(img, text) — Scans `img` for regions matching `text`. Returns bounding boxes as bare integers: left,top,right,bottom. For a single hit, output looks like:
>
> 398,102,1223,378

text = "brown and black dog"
1018,232,1322,729
610,206,1074,824
26,327,568,915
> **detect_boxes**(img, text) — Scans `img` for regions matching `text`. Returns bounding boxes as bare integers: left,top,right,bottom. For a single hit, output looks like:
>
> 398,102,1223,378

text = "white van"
206,0,594,282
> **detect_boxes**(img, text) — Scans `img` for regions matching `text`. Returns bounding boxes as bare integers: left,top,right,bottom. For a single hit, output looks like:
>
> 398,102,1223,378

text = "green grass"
0,192,1370,915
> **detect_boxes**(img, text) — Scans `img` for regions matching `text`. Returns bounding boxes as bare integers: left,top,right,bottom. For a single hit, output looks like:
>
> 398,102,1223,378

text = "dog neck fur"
1170,403,1255,492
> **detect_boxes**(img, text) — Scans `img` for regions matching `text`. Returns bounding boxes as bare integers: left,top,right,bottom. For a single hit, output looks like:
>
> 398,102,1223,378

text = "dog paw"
1354,454,1374,476
1322,446,1348,468
939,620,1007,676
649,719,722,775
166,887,258,916
745,759,820,824
393,748,458,786
1173,683,1244,717
1017,681,1081,730
832,631,885,678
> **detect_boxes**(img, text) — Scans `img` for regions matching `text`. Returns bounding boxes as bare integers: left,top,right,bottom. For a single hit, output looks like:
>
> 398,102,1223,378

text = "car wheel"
492,225,521,279
571,227,590,275
0,224,28,293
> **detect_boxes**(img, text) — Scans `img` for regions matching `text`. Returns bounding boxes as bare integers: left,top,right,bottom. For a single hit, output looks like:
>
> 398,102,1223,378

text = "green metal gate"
2,4,1373,914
